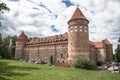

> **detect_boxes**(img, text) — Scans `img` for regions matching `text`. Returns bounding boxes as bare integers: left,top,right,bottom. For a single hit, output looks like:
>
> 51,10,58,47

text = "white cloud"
0,0,120,52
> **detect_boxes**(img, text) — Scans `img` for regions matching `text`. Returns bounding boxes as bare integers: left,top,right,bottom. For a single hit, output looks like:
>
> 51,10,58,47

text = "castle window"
84,30,87,32
84,27,87,29
71,26,73,29
75,26,77,28
57,60,59,62
63,38,66,40
80,26,82,28
80,29,82,32
61,54,63,58
67,53,68,58
82,21,84,23
75,29,78,32
59,38,61,41
71,30,73,33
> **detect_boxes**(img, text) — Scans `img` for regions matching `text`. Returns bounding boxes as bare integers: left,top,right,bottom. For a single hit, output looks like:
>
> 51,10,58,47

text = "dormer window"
63,38,66,40
59,39,61,41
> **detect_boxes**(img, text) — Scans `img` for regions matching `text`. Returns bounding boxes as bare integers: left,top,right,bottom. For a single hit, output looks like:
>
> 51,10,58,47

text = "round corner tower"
15,31,28,60
68,7,90,65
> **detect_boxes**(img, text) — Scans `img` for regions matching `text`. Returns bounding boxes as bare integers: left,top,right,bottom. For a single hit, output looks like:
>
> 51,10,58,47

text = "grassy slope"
0,59,119,80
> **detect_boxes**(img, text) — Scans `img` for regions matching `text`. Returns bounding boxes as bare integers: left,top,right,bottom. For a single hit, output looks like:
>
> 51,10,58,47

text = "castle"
15,7,113,66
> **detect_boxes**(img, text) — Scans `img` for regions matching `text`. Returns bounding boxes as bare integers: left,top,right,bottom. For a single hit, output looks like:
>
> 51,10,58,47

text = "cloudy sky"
0,0,120,52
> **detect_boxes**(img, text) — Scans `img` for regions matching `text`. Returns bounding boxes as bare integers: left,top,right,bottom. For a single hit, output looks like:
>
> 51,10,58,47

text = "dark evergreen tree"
115,38,120,62
2,35,10,58
0,35,17,59
0,33,2,58
9,35,17,58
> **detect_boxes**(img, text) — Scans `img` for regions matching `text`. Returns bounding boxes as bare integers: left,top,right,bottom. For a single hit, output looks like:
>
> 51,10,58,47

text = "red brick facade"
15,7,113,66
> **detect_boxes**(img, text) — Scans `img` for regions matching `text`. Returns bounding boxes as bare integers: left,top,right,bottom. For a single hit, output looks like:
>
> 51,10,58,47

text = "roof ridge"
68,7,87,22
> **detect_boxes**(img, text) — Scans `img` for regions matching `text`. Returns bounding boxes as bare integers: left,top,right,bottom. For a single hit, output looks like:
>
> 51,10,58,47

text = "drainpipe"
54,43,57,64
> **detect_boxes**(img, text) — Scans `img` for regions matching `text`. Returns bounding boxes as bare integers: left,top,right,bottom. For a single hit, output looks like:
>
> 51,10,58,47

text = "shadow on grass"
0,60,40,80
0,76,10,80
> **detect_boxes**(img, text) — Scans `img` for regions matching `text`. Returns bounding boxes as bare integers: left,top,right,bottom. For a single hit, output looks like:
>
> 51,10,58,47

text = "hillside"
0,59,119,80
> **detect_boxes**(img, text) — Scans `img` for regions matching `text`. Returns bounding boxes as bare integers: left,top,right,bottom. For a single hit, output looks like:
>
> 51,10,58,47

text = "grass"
0,59,120,80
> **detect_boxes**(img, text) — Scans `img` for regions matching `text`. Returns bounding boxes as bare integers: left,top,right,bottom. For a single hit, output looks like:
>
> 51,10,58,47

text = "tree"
0,3,10,13
0,33,2,58
0,2,10,26
115,38,120,62
0,35,17,59
8,35,17,58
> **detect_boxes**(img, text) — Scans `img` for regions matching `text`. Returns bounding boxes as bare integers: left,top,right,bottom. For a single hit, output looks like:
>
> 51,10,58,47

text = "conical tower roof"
17,31,27,41
68,7,88,22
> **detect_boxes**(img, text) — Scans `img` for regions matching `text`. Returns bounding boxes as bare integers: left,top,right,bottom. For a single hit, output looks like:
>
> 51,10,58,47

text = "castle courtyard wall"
23,42,68,63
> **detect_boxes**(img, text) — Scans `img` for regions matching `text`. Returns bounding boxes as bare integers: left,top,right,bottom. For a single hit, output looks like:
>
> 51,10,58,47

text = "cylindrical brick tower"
15,31,27,60
68,7,89,65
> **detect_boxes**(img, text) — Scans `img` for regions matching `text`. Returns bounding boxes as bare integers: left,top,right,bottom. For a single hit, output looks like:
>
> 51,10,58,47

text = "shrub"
74,59,98,70
97,61,104,66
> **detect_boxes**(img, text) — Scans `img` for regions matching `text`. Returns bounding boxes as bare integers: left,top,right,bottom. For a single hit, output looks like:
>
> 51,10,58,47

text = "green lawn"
0,59,119,80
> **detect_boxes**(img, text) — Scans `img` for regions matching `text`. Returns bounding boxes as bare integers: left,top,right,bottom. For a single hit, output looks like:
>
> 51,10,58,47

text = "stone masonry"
15,7,113,66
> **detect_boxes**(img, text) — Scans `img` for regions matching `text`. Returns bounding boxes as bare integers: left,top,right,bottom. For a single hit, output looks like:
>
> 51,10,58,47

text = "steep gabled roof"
103,39,111,44
94,42,103,48
17,31,27,41
68,7,87,22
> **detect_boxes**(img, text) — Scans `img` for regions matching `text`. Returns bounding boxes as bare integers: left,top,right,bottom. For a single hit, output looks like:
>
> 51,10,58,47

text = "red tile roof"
27,32,68,45
103,39,111,44
94,42,103,48
17,31,27,41
69,7,87,22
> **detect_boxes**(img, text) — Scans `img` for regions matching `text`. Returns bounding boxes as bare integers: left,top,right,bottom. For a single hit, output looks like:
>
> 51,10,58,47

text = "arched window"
67,53,68,58
61,53,63,58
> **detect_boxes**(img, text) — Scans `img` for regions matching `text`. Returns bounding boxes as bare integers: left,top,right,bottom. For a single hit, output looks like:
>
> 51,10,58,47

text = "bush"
74,59,98,70
97,61,104,66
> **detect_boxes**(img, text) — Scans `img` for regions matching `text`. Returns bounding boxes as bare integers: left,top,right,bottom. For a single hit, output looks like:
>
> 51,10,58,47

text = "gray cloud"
0,0,120,52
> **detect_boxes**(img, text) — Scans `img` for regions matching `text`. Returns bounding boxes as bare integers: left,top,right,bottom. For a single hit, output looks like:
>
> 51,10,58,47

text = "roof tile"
103,39,111,44
17,31,27,41
94,42,103,48
69,7,87,22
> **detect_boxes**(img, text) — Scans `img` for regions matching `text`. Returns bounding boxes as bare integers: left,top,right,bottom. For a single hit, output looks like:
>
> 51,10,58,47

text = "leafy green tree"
115,38,120,62
8,35,17,58
0,33,2,58
2,35,10,58
0,35,17,59
0,3,10,13
0,2,10,26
